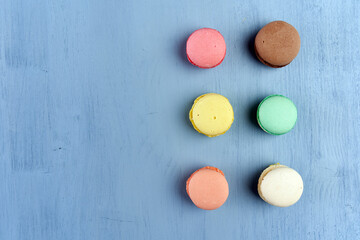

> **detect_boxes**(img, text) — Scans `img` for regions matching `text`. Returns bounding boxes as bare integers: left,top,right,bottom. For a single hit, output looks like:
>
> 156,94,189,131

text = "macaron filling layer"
189,93,234,137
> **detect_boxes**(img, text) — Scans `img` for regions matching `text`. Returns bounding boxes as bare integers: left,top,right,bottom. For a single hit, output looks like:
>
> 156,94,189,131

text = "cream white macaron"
258,164,303,207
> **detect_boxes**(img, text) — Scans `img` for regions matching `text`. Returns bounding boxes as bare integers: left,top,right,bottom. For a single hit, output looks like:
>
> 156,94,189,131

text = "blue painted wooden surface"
0,0,359,239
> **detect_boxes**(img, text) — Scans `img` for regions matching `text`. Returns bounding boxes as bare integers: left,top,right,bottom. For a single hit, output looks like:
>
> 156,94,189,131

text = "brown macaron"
255,21,300,68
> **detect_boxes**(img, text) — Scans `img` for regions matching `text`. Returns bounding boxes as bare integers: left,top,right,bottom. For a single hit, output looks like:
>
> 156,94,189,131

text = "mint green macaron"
257,95,297,135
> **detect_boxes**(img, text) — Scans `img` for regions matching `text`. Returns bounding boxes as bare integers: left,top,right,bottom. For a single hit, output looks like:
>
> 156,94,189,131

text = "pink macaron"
186,28,226,68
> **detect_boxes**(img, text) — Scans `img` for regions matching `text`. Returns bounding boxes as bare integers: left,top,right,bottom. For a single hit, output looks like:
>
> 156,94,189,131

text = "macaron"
189,93,234,137
255,21,300,68
258,164,304,207
186,166,229,210
186,28,226,68
257,95,297,135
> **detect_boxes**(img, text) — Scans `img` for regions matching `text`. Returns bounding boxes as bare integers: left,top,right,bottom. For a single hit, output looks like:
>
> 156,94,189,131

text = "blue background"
0,0,359,239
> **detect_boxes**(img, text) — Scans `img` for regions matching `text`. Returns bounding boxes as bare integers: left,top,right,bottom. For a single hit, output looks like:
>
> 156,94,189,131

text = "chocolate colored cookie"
255,21,300,68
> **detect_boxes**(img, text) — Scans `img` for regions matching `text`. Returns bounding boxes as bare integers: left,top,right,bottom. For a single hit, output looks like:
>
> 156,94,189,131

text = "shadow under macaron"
245,28,265,67
178,35,189,66
245,164,272,200
246,167,262,199
246,97,264,132
178,165,204,205
184,96,196,131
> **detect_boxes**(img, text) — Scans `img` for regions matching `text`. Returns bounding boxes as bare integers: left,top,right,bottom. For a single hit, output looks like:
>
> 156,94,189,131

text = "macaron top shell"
258,164,303,207
189,93,234,137
186,28,226,68
257,95,297,135
186,166,229,210
255,21,300,67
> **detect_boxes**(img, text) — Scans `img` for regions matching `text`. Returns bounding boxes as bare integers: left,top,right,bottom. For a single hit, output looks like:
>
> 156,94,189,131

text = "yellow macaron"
189,93,234,137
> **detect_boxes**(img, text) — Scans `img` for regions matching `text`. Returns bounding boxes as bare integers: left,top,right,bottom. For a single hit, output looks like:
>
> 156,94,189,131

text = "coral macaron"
186,166,229,210
186,28,226,68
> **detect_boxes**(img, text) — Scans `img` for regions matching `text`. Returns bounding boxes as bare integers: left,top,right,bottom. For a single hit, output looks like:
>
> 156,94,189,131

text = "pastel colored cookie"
258,164,303,207
257,95,297,135
255,21,300,68
186,28,226,68
189,93,234,137
186,166,229,210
